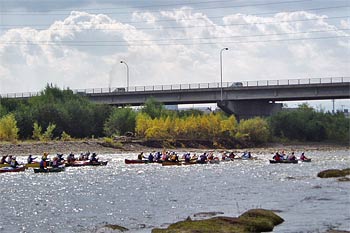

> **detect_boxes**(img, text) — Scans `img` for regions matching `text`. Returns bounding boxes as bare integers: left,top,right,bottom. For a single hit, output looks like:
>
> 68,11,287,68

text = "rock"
317,168,350,178
96,224,128,232
152,209,284,233
338,177,350,182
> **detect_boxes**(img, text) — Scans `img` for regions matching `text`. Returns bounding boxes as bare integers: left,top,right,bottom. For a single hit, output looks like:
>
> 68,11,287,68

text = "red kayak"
125,159,149,164
0,166,26,173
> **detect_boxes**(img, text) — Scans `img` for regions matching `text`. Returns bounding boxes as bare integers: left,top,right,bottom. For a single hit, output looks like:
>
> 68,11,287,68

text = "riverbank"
0,139,348,157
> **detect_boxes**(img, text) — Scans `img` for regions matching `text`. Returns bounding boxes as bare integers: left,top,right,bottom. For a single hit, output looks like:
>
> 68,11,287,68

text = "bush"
236,117,269,145
61,131,72,141
0,114,19,141
104,107,136,136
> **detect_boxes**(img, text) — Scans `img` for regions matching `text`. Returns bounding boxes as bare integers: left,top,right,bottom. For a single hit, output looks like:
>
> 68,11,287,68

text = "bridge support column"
217,100,282,120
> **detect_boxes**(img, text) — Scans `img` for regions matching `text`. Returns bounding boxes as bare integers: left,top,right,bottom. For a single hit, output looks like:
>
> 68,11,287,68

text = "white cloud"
0,9,349,94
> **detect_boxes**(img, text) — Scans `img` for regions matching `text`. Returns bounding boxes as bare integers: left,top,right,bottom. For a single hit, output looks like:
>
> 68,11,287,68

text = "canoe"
65,161,108,167
125,159,149,164
0,166,26,173
269,160,298,164
209,159,220,164
34,167,65,173
299,158,312,162
162,161,182,166
25,162,40,168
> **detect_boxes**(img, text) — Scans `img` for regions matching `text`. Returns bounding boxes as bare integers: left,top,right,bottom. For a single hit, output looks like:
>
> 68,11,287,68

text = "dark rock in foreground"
317,168,350,178
152,209,284,233
96,224,128,232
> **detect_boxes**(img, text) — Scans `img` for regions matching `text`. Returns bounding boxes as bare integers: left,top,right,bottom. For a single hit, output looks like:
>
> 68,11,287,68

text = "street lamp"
220,47,228,102
120,60,129,91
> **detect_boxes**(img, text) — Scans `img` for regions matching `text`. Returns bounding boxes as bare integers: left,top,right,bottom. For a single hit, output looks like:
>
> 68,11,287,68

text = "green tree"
32,122,42,140
141,97,165,119
104,107,137,136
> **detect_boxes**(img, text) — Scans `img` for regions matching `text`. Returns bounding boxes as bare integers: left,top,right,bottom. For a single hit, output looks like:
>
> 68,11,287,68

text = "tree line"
0,86,348,145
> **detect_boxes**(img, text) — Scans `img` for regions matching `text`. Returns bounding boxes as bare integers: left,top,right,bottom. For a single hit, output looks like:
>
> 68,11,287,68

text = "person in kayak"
170,152,179,162
184,153,191,163
137,152,144,160
0,155,7,164
288,152,297,161
300,152,308,161
51,156,59,168
148,153,154,163
27,154,37,164
273,152,281,161
90,153,99,163
10,157,19,168
57,154,64,163
39,157,47,170
242,152,252,159
6,155,12,164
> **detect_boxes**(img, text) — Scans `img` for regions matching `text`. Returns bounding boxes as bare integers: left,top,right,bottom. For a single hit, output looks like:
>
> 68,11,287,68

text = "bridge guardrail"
1,77,349,98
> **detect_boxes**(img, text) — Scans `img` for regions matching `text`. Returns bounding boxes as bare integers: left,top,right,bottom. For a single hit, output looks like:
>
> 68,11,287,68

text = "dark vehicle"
230,82,243,87
113,88,126,92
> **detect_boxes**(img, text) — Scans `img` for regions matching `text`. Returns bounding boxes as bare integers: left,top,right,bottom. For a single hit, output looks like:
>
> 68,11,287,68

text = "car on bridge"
230,82,243,87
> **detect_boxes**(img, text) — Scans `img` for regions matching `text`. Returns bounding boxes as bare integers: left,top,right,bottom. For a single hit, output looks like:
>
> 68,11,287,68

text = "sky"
0,0,349,110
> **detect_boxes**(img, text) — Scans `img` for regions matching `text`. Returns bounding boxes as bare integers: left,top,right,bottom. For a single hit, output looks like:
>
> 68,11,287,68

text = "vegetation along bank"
0,85,349,148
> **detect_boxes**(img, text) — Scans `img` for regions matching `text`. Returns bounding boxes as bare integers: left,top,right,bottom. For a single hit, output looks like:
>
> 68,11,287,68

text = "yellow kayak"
24,162,40,168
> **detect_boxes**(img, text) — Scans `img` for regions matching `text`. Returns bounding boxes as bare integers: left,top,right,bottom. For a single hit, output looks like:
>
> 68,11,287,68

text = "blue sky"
0,0,349,110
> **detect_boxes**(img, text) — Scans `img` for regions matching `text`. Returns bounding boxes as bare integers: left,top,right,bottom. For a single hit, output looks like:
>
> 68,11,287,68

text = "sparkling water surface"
0,150,349,233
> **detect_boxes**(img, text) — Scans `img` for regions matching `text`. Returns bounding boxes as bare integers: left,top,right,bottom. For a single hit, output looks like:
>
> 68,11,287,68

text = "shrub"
0,114,19,141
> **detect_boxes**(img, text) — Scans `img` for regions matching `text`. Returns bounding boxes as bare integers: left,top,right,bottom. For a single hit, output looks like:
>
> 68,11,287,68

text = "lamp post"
120,60,129,91
220,47,228,102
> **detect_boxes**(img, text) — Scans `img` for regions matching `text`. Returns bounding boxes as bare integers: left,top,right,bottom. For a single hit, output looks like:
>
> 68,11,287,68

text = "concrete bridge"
2,77,350,119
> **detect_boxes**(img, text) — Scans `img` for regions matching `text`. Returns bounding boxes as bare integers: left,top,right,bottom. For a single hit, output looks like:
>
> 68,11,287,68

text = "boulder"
152,209,284,233
317,168,350,178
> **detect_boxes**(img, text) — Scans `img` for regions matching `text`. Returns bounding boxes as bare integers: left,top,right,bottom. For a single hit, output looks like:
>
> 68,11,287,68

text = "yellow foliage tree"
135,113,152,137
220,115,238,137
0,114,19,141
236,117,270,144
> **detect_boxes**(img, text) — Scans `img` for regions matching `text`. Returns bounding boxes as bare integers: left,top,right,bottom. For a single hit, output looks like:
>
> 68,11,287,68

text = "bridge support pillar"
217,100,282,120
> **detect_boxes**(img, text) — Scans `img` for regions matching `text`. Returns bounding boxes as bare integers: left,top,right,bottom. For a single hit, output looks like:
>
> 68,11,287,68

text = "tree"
104,107,137,136
237,117,270,145
0,114,19,141
141,97,164,119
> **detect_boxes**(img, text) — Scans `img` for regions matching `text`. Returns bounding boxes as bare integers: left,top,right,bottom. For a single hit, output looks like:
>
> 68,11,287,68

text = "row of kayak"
125,157,259,166
0,161,108,173
126,158,312,166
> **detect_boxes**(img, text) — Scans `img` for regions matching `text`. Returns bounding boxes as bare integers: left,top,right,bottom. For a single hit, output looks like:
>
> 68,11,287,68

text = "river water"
0,149,349,233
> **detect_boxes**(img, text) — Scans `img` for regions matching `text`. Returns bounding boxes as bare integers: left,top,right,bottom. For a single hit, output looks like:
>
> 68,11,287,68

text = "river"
0,149,349,233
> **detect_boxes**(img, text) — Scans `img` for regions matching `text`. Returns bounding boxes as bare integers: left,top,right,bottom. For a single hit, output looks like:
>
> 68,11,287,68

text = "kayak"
34,167,65,173
299,158,312,162
209,159,220,164
25,162,40,168
125,159,149,164
269,160,298,164
0,166,26,173
65,161,108,167
162,161,182,166
0,163,10,168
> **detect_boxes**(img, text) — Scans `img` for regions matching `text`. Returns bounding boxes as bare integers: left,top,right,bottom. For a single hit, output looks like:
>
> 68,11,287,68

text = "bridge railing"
1,76,349,98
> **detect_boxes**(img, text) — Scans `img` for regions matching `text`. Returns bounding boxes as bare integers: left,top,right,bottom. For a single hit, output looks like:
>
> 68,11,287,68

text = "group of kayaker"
272,151,308,161
135,150,254,164
27,151,99,169
0,155,20,168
